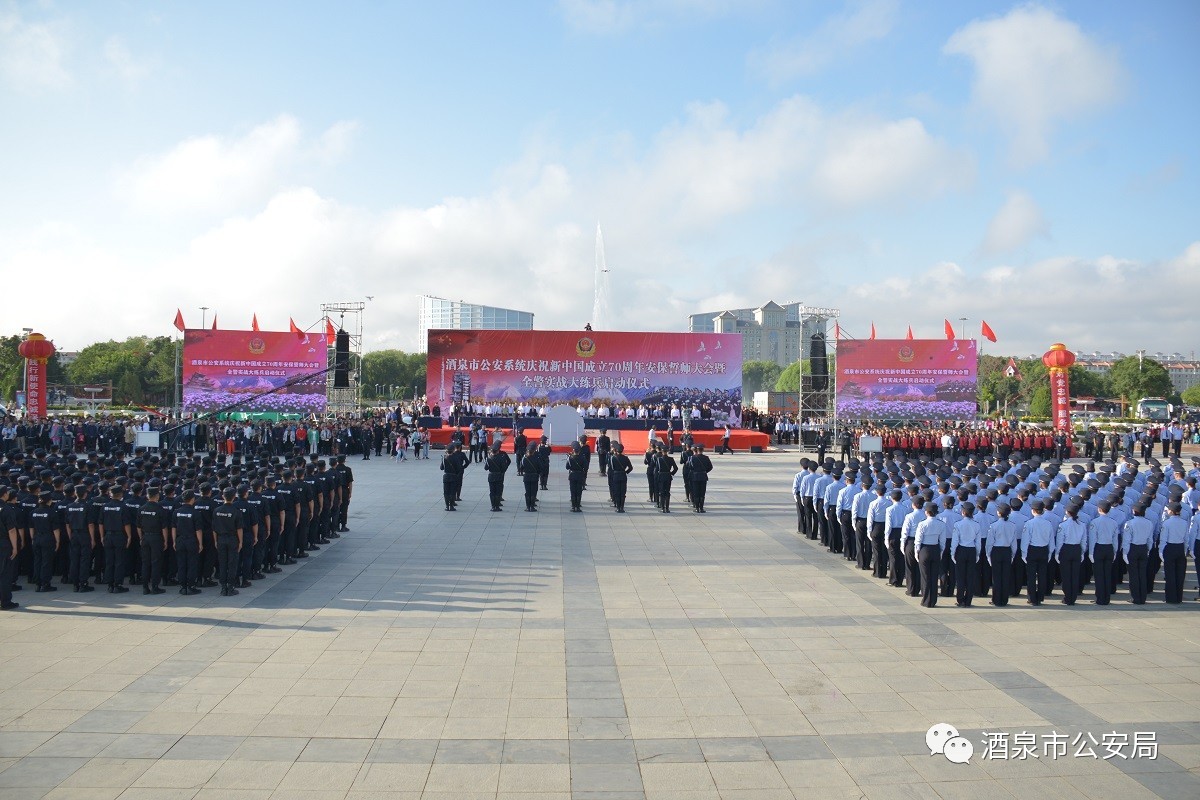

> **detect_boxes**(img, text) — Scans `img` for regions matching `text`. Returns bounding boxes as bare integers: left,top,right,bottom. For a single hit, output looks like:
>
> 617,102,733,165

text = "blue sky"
1,0,1197,357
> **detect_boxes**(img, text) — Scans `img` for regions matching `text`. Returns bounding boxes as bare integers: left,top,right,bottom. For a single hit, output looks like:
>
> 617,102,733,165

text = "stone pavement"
1,450,1198,800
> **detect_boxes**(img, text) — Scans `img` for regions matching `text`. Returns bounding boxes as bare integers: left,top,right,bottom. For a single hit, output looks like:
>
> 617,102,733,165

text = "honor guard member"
30,491,63,592
985,504,1018,606
867,484,891,578
101,486,132,593
609,443,633,512
681,447,693,505
577,435,592,488
520,447,541,511
66,485,96,592
335,455,353,532
644,445,659,504
212,488,243,596
950,503,981,606
816,428,830,464
450,446,470,503
440,445,462,511
137,486,169,594
514,429,528,474
1,487,18,609
1021,500,1055,605
914,503,946,608
1159,503,1191,604
536,437,552,490
566,444,587,512
655,446,678,513
174,491,202,594
689,445,713,513
1122,506,1154,604
1088,500,1119,605
484,443,511,512
595,430,611,477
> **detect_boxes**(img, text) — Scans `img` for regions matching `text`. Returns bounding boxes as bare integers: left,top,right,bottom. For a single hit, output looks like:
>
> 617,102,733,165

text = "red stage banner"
836,339,978,420
25,360,45,419
426,330,743,408
182,329,327,414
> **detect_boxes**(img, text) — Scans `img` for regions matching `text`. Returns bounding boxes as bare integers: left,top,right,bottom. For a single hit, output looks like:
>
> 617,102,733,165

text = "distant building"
417,296,534,352
688,301,839,368
1074,351,1200,395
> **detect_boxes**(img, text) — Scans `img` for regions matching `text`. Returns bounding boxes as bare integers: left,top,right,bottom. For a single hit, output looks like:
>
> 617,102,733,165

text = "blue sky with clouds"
1,0,1197,357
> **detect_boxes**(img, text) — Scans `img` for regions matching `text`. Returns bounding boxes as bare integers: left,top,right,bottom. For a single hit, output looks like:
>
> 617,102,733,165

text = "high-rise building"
417,295,534,351
688,301,839,368
1074,351,1200,395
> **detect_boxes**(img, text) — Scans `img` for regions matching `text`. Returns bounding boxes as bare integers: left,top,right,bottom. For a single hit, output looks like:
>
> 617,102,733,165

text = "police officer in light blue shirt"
1122,506,1155,604
901,496,926,597
1054,504,1088,605
836,475,860,559
986,504,1018,606
884,489,907,587
1021,501,1055,605
851,481,873,568
950,504,982,607
867,484,891,579
914,503,947,608
1159,503,1192,604
1088,501,1120,605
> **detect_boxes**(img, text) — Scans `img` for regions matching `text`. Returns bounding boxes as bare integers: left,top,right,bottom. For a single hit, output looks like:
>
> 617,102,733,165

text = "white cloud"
750,0,898,81
103,35,149,86
981,190,1049,254
114,115,358,217
839,244,1200,355
944,4,1125,167
0,7,70,90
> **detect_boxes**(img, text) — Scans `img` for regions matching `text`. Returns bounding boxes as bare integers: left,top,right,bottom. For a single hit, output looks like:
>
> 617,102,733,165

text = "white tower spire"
592,222,610,330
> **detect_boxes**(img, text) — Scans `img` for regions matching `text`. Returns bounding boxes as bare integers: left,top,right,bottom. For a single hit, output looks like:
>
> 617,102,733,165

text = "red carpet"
424,427,769,455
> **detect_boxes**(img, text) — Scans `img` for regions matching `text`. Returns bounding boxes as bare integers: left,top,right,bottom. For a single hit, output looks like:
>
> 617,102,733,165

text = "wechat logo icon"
928,722,973,764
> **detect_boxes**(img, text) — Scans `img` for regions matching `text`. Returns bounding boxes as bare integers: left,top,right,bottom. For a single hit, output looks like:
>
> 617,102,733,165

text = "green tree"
1181,385,1200,407
742,360,783,397
361,350,427,400
1108,356,1173,402
67,336,176,405
774,360,810,392
1029,385,1052,417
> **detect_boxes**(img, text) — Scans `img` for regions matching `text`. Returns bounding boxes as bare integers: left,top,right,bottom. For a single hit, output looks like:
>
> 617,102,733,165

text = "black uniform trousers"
918,544,941,607
140,533,164,588
611,476,627,512
176,545,199,586
1025,545,1050,604
904,538,921,596
657,476,673,512
0,542,13,605
954,546,977,606
523,474,539,511
1163,542,1186,604
32,535,57,587
1092,543,1114,605
989,549,1012,606
216,534,239,586
887,529,904,585
68,534,93,586
103,534,127,586
1059,543,1083,605
1126,544,1149,604
568,472,585,510
871,522,888,578
488,476,504,511
691,478,707,511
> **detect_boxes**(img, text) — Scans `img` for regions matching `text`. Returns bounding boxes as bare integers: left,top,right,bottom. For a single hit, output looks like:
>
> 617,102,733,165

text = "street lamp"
19,328,32,404
958,317,968,340
1136,349,1145,372
199,307,209,329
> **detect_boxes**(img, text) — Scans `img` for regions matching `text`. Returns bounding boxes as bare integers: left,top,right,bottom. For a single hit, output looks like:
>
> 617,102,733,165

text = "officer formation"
0,445,354,611
792,450,1200,608
439,429,714,515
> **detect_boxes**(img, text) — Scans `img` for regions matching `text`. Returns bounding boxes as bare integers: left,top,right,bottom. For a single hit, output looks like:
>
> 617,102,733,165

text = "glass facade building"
418,295,534,351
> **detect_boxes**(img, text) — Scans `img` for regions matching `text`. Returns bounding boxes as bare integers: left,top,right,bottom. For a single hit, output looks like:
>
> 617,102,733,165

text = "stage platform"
424,426,769,455
418,415,716,432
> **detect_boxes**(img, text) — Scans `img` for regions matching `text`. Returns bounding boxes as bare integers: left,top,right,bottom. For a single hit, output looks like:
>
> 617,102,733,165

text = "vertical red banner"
1050,368,1071,431
25,359,45,419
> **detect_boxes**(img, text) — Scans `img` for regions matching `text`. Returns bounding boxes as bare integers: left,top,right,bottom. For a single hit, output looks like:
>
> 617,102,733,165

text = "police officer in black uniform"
440,445,463,511
609,443,633,513
335,455,353,532
514,429,528,475
174,491,202,594
520,447,540,511
656,446,678,513
137,486,169,594
566,444,586,512
30,490,62,592
66,484,95,592
595,430,611,477
212,488,242,596
689,445,713,512
101,485,132,593
234,483,259,587
484,443,510,512
0,487,18,609
536,437,552,490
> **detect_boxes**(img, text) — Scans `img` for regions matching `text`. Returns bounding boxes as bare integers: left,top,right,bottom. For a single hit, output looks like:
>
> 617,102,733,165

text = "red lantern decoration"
1041,343,1075,434
17,332,56,421
17,333,56,362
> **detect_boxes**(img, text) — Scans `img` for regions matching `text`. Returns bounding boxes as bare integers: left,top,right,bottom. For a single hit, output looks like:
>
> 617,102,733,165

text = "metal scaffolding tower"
321,301,364,414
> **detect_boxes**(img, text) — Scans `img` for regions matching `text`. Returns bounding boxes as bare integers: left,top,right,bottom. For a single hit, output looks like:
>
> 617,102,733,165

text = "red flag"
944,319,955,340
173,309,185,332
211,314,218,331
905,325,913,340
833,322,840,340
981,320,997,343
252,313,260,332
325,317,337,346
869,322,876,340
289,317,302,334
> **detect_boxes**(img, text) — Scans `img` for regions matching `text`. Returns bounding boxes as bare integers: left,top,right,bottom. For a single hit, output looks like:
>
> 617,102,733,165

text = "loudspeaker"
333,330,350,388
809,332,828,393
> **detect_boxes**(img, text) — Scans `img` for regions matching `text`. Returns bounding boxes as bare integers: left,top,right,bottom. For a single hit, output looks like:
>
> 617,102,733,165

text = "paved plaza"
1,450,1198,800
